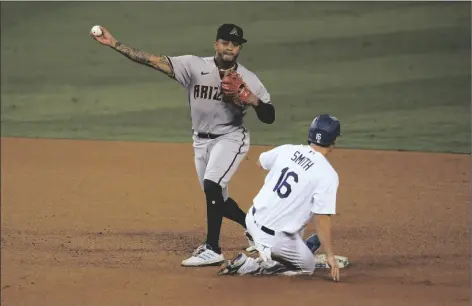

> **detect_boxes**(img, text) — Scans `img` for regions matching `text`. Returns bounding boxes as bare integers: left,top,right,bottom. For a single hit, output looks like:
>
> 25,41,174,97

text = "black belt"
196,132,223,139
252,207,275,236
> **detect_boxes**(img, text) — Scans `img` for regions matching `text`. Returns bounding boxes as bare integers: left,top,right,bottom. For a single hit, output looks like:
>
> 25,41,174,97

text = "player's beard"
216,51,239,69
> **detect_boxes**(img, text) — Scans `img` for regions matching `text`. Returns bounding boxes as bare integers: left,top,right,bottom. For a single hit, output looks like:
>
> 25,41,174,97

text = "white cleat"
181,244,225,267
217,253,248,276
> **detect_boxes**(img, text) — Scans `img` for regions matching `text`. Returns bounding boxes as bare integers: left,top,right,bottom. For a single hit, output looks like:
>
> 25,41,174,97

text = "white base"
314,253,350,269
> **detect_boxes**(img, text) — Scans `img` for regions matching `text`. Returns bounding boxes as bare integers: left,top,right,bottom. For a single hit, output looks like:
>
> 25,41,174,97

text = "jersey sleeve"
166,55,196,88
259,145,288,170
246,74,271,103
311,175,339,215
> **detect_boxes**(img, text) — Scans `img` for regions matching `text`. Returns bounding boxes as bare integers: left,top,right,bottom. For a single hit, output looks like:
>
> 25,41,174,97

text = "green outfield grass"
1,2,470,153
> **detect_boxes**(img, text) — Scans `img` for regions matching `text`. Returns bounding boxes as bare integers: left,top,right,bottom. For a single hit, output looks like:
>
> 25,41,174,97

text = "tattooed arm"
89,26,174,77
111,41,173,77
88,26,200,85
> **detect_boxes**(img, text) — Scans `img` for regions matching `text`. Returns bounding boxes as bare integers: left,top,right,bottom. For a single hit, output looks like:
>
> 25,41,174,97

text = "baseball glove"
221,71,251,105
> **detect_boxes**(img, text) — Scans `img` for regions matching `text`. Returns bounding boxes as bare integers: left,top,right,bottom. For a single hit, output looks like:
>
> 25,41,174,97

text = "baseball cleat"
181,244,225,267
244,231,257,254
217,253,248,276
314,253,350,269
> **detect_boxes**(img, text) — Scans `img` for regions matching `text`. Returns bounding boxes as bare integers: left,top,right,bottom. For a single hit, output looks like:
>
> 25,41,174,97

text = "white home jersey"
252,144,339,234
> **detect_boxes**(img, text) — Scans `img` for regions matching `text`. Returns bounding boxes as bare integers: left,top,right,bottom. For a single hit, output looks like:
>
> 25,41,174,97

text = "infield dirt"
1,138,469,306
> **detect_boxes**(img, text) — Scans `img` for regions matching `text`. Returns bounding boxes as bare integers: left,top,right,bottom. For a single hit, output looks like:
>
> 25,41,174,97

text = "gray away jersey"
166,55,271,135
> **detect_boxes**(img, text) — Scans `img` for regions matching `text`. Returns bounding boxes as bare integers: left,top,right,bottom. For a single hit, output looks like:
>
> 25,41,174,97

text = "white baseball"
91,25,103,37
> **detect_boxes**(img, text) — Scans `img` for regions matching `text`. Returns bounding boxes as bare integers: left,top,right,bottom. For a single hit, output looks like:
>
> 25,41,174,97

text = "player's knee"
304,256,316,273
203,179,222,199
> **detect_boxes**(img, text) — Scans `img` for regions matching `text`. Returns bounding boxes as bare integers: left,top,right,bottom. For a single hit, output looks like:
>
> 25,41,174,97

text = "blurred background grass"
1,1,470,153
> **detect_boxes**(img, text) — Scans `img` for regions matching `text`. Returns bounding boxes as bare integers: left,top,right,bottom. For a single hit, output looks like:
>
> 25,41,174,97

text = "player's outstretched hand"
327,254,340,282
90,26,117,47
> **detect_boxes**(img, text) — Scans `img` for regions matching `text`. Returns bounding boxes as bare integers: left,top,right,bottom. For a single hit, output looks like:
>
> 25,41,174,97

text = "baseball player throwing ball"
90,24,275,267
217,114,348,281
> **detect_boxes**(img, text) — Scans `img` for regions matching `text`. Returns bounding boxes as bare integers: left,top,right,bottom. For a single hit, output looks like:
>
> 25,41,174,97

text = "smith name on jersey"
252,144,339,234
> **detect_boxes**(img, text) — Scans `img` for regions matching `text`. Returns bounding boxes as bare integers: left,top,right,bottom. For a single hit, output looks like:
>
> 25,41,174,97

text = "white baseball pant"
235,206,316,276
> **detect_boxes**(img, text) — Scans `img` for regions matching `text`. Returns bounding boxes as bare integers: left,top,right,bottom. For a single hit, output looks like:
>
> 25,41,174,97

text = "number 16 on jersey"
273,167,299,199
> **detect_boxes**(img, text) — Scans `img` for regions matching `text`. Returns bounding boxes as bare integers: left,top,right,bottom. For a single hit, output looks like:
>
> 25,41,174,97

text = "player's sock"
203,179,224,254
223,197,247,229
305,233,321,254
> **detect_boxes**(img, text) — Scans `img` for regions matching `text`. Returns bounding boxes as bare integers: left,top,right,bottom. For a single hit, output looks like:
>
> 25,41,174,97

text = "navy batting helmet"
307,114,341,147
